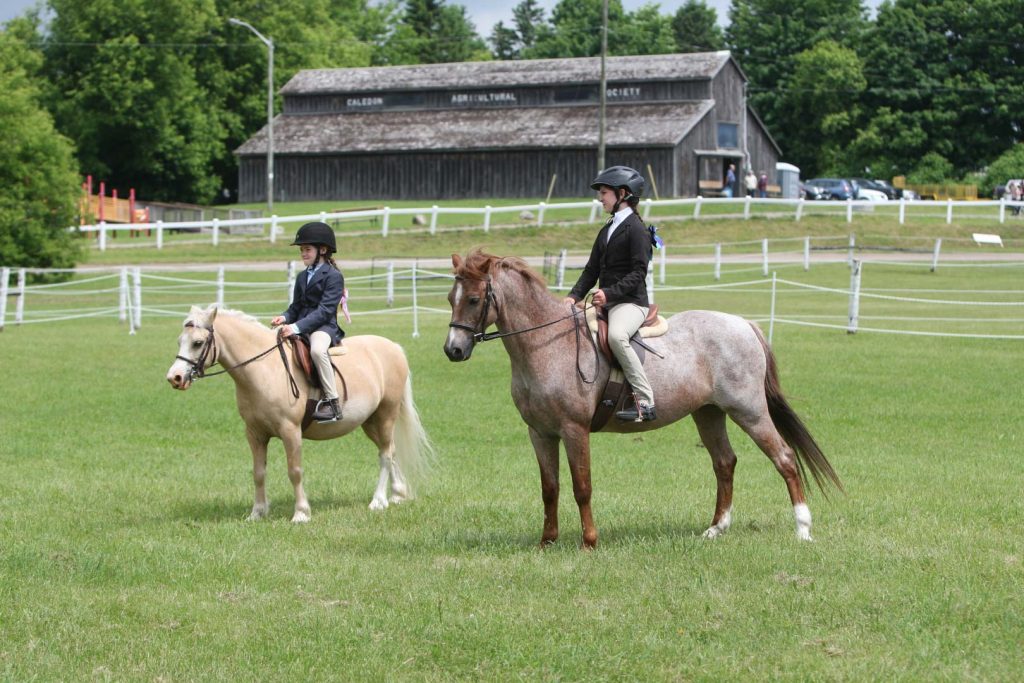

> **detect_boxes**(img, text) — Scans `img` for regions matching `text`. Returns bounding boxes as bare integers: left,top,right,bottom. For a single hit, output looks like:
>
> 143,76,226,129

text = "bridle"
174,322,300,397
447,276,600,384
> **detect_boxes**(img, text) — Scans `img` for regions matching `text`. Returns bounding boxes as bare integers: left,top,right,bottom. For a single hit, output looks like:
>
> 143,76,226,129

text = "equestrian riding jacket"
282,263,345,345
568,212,652,307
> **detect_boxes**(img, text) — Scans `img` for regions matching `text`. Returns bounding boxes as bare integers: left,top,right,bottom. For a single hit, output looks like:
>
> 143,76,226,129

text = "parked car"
858,187,890,201
901,188,920,201
854,178,899,200
807,178,859,201
872,179,903,200
800,182,830,200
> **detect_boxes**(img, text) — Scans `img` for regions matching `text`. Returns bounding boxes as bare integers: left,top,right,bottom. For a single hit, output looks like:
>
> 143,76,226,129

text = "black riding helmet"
290,221,337,254
590,165,645,199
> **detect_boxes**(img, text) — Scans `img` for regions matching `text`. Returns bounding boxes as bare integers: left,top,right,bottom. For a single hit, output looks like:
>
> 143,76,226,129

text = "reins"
448,278,600,384
176,322,300,398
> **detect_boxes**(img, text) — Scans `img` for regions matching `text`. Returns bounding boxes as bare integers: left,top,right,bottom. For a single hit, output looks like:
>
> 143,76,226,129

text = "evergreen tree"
512,0,545,52
490,20,519,60
0,16,82,272
672,0,724,52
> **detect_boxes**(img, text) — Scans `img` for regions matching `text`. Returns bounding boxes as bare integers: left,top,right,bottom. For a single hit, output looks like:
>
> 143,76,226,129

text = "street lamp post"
229,17,274,213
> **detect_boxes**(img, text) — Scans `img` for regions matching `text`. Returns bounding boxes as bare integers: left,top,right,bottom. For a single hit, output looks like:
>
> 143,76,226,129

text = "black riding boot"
314,398,342,423
615,400,657,423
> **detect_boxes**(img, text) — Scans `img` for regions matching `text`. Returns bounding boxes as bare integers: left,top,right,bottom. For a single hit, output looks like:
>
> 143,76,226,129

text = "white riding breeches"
607,303,654,405
310,330,338,400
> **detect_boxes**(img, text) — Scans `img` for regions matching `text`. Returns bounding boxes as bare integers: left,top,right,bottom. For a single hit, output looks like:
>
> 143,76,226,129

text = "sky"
0,0,882,37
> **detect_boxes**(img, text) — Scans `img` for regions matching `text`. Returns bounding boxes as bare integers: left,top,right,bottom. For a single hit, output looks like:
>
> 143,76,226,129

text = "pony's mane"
455,248,548,290
185,305,268,330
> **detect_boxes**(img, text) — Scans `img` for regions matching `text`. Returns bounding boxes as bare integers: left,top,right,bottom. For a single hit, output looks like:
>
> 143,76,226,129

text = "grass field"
3,243,1023,680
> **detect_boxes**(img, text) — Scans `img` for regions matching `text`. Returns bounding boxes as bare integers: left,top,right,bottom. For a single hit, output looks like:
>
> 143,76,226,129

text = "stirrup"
615,401,657,423
314,397,341,423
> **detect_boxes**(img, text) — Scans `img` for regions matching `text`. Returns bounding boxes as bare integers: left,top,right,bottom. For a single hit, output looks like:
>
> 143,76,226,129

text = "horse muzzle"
166,363,193,390
444,339,474,362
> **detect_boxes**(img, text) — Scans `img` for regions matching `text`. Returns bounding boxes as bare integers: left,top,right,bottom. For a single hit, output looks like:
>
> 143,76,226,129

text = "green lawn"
1,254,1022,679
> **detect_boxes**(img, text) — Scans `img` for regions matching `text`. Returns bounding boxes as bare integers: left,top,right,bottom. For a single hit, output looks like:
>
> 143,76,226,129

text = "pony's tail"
749,322,843,497
392,372,435,498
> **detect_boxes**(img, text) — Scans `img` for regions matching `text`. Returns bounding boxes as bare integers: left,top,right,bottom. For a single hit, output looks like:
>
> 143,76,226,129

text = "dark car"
800,182,830,200
854,178,899,200
807,178,859,201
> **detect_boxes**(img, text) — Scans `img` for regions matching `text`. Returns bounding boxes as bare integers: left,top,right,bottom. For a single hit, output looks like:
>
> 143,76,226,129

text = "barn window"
717,123,739,149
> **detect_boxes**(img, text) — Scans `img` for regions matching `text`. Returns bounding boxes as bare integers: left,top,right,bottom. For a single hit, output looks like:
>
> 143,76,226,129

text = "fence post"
999,197,1006,224
847,233,856,267
768,271,777,345
537,202,546,227
930,238,942,273
898,197,906,225
484,205,492,233
556,249,567,290
659,245,666,285
946,198,954,225
382,207,391,237
846,198,853,224
694,196,702,219
642,198,653,221
744,194,752,220
99,221,107,252
132,267,142,330
411,261,420,339
646,261,654,303
762,238,769,276
119,267,128,322
847,260,861,334
803,236,811,271
15,269,26,325
216,266,225,308
270,215,278,243
589,199,600,223
795,197,804,222
0,267,9,331
714,243,721,281
320,211,327,226
155,220,164,249
386,262,394,307
212,218,219,247
287,260,296,304
429,205,439,235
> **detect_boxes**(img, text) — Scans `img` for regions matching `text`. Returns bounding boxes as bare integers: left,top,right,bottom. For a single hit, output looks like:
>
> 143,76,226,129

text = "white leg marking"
369,457,391,511
794,503,813,541
247,501,269,521
702,507,732,539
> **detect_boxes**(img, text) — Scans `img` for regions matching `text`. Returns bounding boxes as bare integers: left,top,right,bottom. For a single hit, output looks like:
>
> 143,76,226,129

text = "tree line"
1,0,1022,270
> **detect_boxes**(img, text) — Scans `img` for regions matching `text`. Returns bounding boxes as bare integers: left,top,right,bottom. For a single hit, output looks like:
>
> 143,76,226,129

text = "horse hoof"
796,530,814,542
388,494,409,505
368,498,388,511
247,504,269,521
291,511,311,523
702,527,724,539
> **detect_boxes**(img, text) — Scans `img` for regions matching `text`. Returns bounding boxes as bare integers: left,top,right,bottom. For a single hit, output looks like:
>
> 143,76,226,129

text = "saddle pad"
329,344,347,356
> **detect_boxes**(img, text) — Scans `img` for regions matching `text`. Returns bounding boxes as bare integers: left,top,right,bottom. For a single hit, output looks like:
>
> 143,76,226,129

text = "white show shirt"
605,206,634,244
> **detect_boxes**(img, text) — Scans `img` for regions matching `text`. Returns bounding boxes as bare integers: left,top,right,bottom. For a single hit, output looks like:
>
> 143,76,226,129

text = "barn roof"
236,101,714,156
281,52,732,95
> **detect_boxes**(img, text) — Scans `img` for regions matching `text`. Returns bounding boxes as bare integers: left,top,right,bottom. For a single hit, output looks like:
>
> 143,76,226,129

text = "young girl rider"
563,165,656,422
271,221,346,423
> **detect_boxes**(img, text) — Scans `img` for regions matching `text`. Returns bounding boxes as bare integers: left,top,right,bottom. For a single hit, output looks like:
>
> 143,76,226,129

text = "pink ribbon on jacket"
340,287,351,323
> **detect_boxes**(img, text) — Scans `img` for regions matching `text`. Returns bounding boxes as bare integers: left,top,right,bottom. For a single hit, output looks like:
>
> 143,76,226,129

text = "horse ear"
451,253,463,271
207,305,219,323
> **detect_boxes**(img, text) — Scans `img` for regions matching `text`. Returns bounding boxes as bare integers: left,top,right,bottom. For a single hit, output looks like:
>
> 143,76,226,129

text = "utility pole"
597,0,608,172
229,18,275,213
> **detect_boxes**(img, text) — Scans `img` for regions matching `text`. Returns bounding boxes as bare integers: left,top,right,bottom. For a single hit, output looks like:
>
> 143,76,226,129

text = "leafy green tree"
907,151,954,184
982,144,1024,196
616,3,675,55
671,0,724,52
778,40,866,176
857,0,1024,177
0,17,82,272
726,0,869,169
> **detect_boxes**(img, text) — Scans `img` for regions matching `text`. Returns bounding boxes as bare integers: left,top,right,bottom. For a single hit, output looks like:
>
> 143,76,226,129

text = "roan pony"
167,305,432,521
444,249,841,547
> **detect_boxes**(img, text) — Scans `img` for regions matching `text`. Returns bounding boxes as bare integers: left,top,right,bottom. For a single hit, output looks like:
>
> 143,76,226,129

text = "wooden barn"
235,51,782,202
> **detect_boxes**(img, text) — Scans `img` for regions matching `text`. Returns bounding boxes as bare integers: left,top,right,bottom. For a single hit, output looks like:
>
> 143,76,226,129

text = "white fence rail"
72,196,1024,251
4,254,1023,341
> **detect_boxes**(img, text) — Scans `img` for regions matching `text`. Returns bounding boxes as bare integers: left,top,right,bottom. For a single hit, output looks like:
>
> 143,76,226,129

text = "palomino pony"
444,249,841,547
166,305,432,521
